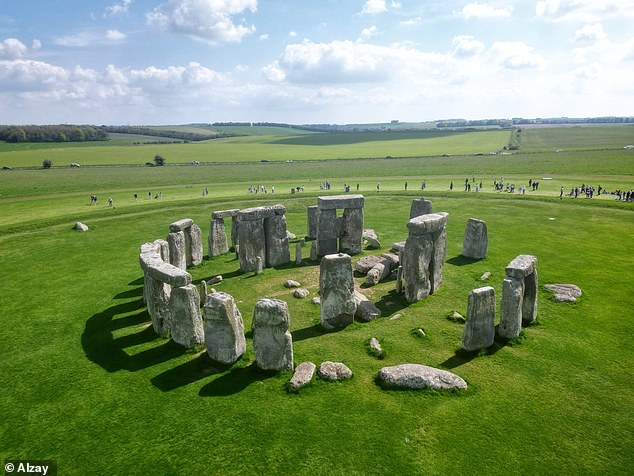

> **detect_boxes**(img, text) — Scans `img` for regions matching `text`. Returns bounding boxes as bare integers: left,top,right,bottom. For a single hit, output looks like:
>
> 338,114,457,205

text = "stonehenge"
203,292,246,364
499,255,538,339
461,286,495,351
236,205,290,272
252,298,294,371
208,209,239,257
319,253,356,329
167,218,203,270
315,195,364,257
307,205,318,240
462,218,488,259
402,212,448,303
409,198,433,219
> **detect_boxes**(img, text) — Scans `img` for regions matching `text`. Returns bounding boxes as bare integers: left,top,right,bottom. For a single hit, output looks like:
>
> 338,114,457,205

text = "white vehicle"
70,163,81,167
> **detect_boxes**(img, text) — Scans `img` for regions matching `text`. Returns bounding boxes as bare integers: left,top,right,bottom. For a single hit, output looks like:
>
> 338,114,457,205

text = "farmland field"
518,124,634,152
1,125,633,475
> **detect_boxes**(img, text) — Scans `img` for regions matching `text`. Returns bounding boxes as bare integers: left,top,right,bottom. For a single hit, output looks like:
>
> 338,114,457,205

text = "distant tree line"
103,126,232,141
0,125,108,143
510,116,634,125
437,119,513,128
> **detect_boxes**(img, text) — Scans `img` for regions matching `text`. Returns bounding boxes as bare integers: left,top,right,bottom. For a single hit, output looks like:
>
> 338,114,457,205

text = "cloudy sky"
1,0,633,124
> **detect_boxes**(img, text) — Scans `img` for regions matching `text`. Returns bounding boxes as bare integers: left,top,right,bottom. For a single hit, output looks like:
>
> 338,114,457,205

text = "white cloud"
147,0,257,45
360,26,379,41
106,30,127,42
0,38,28,59
490,41,545,69
573,24,607,43
259,33,269,40
400,17,422,26
31,39,42,50
104,0,133,18
361,0,387,14
461,2,512,19
536,0,634,22
452,35,484,57
289,31,298,38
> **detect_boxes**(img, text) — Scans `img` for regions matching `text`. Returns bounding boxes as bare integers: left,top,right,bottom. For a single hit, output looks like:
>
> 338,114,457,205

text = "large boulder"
544,284,582,303
378,364,467,391
289,362,316,391
362,229,381,249
318,361,353,381
353,291,381,322
74,222,89,231
355,255,383,275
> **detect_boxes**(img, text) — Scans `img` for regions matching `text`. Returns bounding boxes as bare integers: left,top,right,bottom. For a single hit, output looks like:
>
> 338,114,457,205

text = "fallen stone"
318,361,353,381
480,272,492,281
378,364,467,391
447,311,466,324
391,241,405,254
353,291,381,322
311,297,321,305
289,362,316,391
363,229,381,249
365,259,391,286
355,255,383,275
284,279,301,288
169,218,193,232
544,284,582,303
209,275,223,285
252,298,293,371
389,313,402,320
416,328,426,337
293,288,309,299
381,253,400,270
74,221,89,231
287,230,297,240
369,337,383,358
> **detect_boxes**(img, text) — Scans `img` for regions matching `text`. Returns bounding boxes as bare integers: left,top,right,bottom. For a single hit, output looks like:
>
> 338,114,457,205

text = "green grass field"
1,125,633,475
519,125,634,152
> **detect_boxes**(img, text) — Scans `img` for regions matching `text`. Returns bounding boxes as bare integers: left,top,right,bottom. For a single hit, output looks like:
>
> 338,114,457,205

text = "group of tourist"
319,181,332,190
248,184,275,194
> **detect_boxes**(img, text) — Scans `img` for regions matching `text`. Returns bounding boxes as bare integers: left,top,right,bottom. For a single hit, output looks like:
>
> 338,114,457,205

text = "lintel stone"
212,209,240,219
318,194,364,210
506,254,537,279
169,218,193,232
407,212,448,235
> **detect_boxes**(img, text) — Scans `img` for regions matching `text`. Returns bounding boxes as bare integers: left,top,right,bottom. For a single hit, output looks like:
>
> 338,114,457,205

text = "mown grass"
0,191,632,475
519,125,634,151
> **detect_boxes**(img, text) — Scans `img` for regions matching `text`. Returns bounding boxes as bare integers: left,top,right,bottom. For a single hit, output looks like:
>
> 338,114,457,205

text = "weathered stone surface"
363,229,381,249
212,208,239,219
506,254,537,279
293,288,309,299
480,271,492,281
403,212,448,303
396,266,403,294
169,218,193,232
237,219,266,272
369,337,383,358
316,208,338,256
391,241,405,254
522,268,538,325
307,206,318,240
318,361,353,381
203,292,246,365
169,284,204,348
140,243,192,287
544,284,582,299
311,297,321,305
365,259,392,286
238,205,285,221
74,221,89,231
186,223,203,266
378,364,467,391
340,208,364,255
284,279,301,288
230,216,238,249
499,277,523,339
289,362,316,391
200,280,208,306
208,218,229,257
462,286,495,351
416,328,426,337
255,256,263,275
381,253,400,270
167,231,187,270
320,253,356,329
318,194,364,210
154,239,170,263
209,275,223,285
462,218,488,259
409,198,432,219
144,274,171,336
310,240,318,261
447,311,466,324
355,255,383,275
287,230,297,240
295,239,304,264
353,290,381,321
264,214,290,267
252,298,294,371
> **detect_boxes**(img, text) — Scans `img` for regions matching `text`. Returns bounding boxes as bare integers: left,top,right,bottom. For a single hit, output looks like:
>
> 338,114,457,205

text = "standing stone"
522,268,538,325
145,275,172,336
295,239,304,264
499,255,538,338
237,219,266,272
154,239,170,263
462,218,488,259
307,206,318,240
310,240,318,261
462,286,495,351
167,231,187,270
409,198,433,219
208,218,229,257
396,266,403,294
340,208,364,255
203,292,246,365
230,216,239,250
252,298,294,371
403,212,448,303
320,253,356,329
186,223,203,266
316,208,338,256
264,212,291,267
255,256,263,275
169,284,204,348
200,280,208,306
499,277,524,339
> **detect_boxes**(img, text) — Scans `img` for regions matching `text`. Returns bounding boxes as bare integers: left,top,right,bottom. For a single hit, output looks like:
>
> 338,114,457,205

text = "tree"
42,159,52,169
154,155,165,166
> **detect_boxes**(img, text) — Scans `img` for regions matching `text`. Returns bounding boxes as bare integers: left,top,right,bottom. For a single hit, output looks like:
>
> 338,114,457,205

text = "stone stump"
252,298,294,371
409,198,432,219
167,231,187,270
462,218,488,259
169,284,204,348
462,286,495,351
320,253,356,329
403,212,448,303
203,292,246,364
499,255,538,338
307,206,318,240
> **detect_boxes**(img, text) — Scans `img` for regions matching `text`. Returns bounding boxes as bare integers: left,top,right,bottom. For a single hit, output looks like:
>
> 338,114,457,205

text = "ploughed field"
0,125,632,474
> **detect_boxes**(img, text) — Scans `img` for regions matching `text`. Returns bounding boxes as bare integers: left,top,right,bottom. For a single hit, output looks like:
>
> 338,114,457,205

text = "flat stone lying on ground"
74,221,89,231
391,241,405,254
293,288,309,298
544,284,582,302
353,290,381,321
284,279,301,288
377,364,467,391
365,258,392,286
289,362,316,391
311,297,321,305
362,229,381,249
369,337,383,358
480,271,492,281
318,361,353,381
355,255,384,275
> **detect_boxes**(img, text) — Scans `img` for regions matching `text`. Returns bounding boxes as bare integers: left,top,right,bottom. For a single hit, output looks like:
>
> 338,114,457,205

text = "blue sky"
1,0,633,124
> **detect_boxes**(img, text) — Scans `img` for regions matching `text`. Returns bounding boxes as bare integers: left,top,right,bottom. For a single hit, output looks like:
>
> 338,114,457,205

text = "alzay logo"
4,460,55,475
